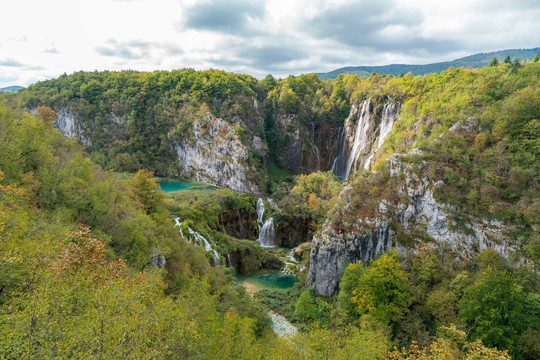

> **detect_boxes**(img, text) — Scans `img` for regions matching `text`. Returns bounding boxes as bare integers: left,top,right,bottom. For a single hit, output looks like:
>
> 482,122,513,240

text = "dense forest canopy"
1,57,539,359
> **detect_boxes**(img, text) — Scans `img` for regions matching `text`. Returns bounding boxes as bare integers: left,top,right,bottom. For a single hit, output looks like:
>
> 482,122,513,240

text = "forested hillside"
318,47,540,79
1,57,539,359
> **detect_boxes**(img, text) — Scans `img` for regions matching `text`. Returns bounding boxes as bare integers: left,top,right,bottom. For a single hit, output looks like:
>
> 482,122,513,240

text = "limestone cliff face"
54,108,79,139
307,148,516,296
274,114,321,173
51,107,126,146
174,113,261,195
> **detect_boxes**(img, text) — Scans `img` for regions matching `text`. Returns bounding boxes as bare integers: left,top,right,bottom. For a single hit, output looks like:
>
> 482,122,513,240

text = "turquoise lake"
235,269,296,291
158,181,216,193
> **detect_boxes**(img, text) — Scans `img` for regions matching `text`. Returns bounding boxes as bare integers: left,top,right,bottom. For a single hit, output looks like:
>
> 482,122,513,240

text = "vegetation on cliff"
1,57,539,358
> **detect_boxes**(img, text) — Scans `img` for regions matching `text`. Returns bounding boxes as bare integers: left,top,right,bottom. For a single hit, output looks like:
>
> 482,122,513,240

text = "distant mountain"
317,47,540,79
0,85,25,93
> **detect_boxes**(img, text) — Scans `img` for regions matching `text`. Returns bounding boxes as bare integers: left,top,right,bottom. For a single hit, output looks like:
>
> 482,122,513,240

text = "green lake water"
158,181,215,193
235,269,296,291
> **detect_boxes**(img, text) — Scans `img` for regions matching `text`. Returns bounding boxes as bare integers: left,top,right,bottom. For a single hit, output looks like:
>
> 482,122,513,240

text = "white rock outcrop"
174,113,260,194
307,149,516,296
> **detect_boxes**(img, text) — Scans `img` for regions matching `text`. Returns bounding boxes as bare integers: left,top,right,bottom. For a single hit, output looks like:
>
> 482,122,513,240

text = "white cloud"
0,0,538,87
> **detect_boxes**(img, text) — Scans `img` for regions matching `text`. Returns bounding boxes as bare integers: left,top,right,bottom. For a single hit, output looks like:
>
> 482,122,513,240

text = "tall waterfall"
333,98,399,180
344,99,371,180
173,216,221,265
377,103,397,150
256,198,278,247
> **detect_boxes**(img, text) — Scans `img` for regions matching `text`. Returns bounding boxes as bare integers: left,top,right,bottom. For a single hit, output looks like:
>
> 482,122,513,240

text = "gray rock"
307,150,516,296
174,113,260,194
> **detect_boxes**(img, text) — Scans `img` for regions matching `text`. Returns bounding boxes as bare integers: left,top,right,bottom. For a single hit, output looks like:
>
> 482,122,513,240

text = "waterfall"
227,253,232,267
377,103,396,150
334,98,399,177
173,216,221,265
332,106,354,180
257,198,265,230
308,122,321,170
344,99,371,180
256,198,279,247
258,218,277,248
282,249,303,274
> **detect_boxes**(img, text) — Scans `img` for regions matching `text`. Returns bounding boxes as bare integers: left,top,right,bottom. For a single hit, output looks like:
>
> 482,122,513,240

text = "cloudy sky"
1,0,539,87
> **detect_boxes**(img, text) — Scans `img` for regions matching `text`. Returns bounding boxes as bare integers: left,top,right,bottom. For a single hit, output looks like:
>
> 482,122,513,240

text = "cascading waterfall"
282,249,303,274
173,216,221,265
344,98,371,180
307,123,321,170
256,198,278,247
258,218,277,248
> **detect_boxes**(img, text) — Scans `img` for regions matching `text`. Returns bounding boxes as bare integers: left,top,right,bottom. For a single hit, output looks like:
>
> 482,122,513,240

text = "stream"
234,269,298,337
162,181,298,337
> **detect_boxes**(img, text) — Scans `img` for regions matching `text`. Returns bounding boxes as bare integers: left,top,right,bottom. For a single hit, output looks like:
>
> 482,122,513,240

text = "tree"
504,55,511,64
489,57,499,67
295,289,318,321
36,106,57,123
384,324,510,360
459,268,528,356
351,249,413,325
533,52,539,62
128,169,165,214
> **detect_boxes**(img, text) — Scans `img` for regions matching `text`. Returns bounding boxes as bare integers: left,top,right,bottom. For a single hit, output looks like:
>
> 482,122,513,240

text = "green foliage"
459,268,534,357
295,289,318,321
277,320,390,360
384,324,511,360
344,250,413,325
279,171,342,235
17,69,264,177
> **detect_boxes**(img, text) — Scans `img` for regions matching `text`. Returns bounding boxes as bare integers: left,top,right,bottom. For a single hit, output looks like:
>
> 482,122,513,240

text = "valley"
1,58,539,359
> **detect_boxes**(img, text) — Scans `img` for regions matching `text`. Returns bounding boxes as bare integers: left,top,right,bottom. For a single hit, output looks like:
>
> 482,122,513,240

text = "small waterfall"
308,122,321,170
363,153,374,170
282,249,303,274
257,198,265,230
256,198,279,247
332,107,354,179
344,98,371,180
258,218,277,248
173,216,221,265
227,253,232,267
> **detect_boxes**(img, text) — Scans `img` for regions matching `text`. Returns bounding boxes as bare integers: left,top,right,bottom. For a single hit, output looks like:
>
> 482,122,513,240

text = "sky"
1,0,539,87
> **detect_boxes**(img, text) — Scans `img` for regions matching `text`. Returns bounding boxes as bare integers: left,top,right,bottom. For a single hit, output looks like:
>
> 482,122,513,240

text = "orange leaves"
307,192,321,210
53,226,127,283
128,169,165,214
36,106,58,123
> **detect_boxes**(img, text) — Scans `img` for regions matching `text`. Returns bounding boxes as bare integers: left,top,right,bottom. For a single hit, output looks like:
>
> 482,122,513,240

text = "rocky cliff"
174,112,261,194
274,114,322,173
307,143,517,296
